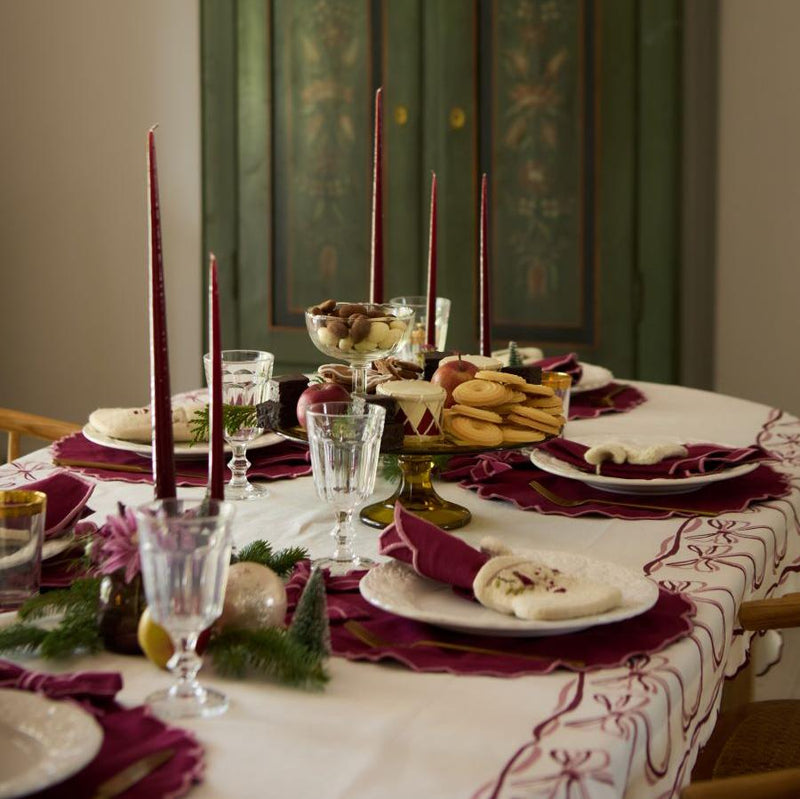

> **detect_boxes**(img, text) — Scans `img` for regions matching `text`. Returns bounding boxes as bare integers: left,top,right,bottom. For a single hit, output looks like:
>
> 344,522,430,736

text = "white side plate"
530,433,759,495
82,424,280,460
360,552,658,637
0,689,103,798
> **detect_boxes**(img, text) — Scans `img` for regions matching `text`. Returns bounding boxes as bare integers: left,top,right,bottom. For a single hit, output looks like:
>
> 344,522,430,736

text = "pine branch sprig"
0,623,48,654
189,404,259,445
234,541,308,578
17,578,101,621
208,627,328,689
39,606,103,659
0,578,103,659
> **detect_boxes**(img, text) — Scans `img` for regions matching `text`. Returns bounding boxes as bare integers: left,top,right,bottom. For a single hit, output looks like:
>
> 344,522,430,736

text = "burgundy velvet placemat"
0,660,203,798
285,562,694,678
441,451,791,520
52,432,311,486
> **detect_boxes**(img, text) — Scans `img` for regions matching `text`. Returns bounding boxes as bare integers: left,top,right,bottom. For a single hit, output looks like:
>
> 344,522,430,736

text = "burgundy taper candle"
369,87,384,304
479,173,491,357
208,254,224,500
425,172,438,348
147,127,176,499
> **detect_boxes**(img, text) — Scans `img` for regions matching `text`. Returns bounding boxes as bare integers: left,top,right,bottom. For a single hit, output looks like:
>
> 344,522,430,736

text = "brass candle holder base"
359,454,471,530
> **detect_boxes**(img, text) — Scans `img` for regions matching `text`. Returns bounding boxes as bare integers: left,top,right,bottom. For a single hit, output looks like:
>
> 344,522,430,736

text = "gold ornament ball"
218,561,288,631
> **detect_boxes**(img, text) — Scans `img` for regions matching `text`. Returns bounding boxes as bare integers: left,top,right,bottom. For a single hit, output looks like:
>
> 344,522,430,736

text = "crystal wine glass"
305,303,414,395
135,497,235,719
305,401,386,574
203,349,274,500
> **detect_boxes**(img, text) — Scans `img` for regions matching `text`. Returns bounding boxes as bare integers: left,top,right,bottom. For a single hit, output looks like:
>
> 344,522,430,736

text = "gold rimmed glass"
0,490,46,609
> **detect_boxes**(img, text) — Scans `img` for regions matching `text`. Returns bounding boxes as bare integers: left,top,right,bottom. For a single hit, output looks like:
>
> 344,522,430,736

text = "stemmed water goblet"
203,349,274,500
305,303,414,395
135,497,235,719
305,401,386,574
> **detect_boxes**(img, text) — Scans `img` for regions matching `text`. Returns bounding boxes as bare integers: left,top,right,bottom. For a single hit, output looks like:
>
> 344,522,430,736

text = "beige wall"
716,0,800,416
0,0,201,429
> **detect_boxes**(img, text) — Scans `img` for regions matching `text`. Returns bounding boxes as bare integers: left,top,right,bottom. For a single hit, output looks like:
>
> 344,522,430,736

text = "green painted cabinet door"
202,0,681,382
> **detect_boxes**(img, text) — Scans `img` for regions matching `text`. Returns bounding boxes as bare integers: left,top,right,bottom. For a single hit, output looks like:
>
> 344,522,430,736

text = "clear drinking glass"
305,401,386,574
0,490,46,609
203,349,274,500
135,498,235,719
388,296,451,364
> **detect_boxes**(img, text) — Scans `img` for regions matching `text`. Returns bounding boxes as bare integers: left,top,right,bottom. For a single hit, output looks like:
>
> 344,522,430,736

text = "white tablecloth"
3,381,799,799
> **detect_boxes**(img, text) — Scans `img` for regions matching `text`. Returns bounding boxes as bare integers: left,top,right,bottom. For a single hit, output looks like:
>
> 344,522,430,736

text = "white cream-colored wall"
716,0,800,416
0,0,201,430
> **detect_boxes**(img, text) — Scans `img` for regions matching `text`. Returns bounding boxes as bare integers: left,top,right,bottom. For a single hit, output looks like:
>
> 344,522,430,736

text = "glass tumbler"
0,490,46,609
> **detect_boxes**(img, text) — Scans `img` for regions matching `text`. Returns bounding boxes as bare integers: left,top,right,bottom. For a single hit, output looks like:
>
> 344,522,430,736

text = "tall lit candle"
369,87,384,304
208,254,224,501
479,173,491,357
426,172,438,348
147,127,176,499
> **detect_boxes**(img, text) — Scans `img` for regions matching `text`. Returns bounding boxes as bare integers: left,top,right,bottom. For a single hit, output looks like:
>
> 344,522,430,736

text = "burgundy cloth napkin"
533,352,583,382
540,438,769,479
53,432,311,485
569,382,647,419
0,660,203,799
19,471,95,540
441,450,791,520
284,561,694,677
377,503,489,592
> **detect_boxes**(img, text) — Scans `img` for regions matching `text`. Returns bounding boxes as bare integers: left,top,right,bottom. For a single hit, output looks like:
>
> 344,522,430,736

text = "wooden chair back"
0,408,81,463
682,594,800,798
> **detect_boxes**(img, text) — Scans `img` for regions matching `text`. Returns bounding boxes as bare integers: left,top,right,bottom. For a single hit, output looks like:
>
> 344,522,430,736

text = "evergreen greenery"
0,578,103,659
189,404,258,444
508,341,522,367
208,627,327,689
234,540,308,578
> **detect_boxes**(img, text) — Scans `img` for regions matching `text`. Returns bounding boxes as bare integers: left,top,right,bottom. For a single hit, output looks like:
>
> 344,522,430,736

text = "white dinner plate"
571,362,614,394
0,689,103,798
360,552,658,637
82,423,281,459
530,433,760,495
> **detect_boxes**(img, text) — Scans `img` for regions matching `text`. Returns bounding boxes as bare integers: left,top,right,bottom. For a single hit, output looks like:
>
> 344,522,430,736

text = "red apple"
296,381,350,428
430,356,479,408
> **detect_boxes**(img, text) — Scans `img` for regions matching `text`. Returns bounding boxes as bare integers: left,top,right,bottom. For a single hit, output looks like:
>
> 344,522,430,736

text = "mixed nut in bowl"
305,300,415,395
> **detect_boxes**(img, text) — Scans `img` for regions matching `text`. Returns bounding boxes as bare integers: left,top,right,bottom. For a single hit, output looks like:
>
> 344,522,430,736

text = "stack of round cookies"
442,371,564,446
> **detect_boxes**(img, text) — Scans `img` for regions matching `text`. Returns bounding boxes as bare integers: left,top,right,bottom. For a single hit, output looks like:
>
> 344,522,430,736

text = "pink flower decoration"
95,504,140,584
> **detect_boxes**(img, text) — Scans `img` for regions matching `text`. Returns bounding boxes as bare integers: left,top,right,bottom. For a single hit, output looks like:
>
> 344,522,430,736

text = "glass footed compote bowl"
305,302,414,395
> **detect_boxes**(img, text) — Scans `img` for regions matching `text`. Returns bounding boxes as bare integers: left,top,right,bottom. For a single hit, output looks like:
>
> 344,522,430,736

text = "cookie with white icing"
472,555,622,621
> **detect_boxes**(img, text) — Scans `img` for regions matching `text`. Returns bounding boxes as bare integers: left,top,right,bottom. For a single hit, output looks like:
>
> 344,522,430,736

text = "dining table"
2,379,799,799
